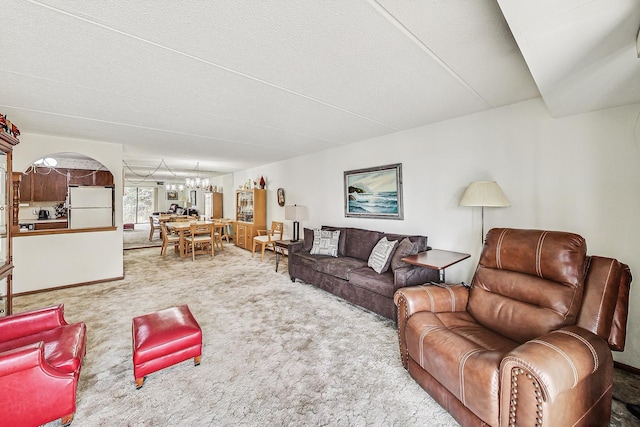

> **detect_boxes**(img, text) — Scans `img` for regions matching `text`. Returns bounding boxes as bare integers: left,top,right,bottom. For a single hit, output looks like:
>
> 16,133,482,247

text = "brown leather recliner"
394,228,631,427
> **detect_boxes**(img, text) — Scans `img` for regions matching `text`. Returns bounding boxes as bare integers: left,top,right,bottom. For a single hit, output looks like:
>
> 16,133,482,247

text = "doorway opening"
123,187,155,224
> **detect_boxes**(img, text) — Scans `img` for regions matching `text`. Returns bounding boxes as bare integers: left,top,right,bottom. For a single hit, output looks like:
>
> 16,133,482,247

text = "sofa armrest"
288,240,304,254
0,342,77,426
0,304,67,342
394,285,469,368
499,325,613,425
393,265,440,289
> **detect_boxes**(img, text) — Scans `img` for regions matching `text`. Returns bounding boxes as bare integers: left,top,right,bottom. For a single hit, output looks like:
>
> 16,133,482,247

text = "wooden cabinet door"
93,170,114,186
33,167,68,201
68,169,94,186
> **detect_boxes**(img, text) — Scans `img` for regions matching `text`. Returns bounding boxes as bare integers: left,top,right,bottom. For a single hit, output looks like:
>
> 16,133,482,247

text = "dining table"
165,220,225,258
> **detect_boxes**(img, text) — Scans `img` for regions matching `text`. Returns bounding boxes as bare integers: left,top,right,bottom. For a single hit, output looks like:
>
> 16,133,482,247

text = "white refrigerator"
68,186,114,228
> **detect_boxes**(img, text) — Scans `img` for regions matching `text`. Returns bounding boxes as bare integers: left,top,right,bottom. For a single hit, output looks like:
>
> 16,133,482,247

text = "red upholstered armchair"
0,304,87,426
395,228,631,427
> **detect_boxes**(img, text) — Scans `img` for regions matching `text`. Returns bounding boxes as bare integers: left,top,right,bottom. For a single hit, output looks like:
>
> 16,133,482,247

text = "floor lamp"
459,181,510,243
285,205,306,242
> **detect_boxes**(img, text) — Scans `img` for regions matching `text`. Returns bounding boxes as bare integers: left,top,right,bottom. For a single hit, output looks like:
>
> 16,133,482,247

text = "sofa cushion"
315,257,368,280
367,237,398,274
344,228,383,261
310,229,340,257
0,323,86,373
390,238,419,272
291,250,331,271
348,267,395,298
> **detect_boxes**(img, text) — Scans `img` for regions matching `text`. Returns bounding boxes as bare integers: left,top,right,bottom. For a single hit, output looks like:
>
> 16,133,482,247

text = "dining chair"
252,221,284,261
219,218,233,243
160,222,180,256
187,222,215,260
149,216,160,241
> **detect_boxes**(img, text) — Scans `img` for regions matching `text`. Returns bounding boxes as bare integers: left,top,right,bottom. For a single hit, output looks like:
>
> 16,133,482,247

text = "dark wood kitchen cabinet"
19,168,114,202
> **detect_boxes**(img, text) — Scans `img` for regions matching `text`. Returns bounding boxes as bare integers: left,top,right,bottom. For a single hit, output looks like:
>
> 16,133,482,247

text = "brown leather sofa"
394,228,631,427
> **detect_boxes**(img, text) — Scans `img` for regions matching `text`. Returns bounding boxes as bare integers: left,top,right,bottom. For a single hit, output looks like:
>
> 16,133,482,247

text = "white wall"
235,98,640,368
12,133,124,293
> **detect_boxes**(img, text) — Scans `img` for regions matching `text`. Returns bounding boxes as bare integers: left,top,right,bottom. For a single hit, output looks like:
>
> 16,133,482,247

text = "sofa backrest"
343,228,383,260
383,233,428,253
468,228,587,344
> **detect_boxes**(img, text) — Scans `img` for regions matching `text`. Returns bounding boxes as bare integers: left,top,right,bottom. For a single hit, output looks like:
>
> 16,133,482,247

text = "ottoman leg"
135,376,146,389
194,355,201,366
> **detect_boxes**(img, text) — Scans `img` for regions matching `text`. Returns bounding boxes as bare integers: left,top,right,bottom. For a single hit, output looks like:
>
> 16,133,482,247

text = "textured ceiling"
1,1,638,181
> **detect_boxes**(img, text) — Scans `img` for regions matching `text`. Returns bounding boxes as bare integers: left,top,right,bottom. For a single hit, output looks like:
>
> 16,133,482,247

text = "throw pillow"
367,237,398,274
390,238,419,272
310,229,340,257
303,228,314,251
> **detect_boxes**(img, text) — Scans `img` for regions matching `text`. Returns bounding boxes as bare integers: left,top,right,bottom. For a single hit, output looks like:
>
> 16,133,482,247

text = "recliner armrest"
0,304,67,342
499,325,613,424
394,285,469,368
394,284,469,318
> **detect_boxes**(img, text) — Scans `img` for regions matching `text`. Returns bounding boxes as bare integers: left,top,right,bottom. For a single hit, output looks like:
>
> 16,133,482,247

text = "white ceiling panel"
498,0,640,117
2,1,637,179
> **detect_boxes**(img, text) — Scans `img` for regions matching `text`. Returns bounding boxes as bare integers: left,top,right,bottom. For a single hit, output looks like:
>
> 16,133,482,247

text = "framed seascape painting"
344,163,404,220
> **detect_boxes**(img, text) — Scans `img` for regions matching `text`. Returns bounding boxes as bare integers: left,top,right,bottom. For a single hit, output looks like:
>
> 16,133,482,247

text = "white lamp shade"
459,181,510,207
285,205,306,221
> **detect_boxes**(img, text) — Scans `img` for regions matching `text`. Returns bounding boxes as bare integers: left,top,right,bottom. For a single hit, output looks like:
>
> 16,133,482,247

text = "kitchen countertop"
19,218,68,223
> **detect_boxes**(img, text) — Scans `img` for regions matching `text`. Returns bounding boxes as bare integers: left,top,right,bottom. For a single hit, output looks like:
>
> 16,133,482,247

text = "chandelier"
185,162,209,190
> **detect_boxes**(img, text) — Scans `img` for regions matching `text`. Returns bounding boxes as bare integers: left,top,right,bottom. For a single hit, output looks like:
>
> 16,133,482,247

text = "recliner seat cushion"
405,310,519,426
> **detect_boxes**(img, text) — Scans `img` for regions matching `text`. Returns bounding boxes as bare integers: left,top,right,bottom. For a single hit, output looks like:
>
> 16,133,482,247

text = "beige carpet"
16,245,457,426
13,245,640,426
123,223,162,250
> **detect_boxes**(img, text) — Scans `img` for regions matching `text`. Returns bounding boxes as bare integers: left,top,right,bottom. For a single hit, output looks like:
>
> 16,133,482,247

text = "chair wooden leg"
149,228,154,241
135,377,145,389
261,244,266,261
61,413,74,426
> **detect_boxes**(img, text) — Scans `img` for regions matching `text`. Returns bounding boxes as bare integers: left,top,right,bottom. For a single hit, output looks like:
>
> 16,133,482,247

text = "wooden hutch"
233,189,266,250
0,131,19,316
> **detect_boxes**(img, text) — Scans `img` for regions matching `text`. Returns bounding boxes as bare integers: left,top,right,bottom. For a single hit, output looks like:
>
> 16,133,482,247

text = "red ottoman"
132,305,202,389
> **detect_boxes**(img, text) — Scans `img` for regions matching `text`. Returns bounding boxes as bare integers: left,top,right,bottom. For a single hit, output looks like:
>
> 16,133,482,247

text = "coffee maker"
38,209,50,220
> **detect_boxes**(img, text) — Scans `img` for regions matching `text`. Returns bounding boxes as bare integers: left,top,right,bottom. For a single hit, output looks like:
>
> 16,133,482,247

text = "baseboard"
614,361,640,375
13,276,124,297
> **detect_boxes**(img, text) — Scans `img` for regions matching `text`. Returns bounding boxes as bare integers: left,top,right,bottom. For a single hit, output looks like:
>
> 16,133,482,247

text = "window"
123,187,155,223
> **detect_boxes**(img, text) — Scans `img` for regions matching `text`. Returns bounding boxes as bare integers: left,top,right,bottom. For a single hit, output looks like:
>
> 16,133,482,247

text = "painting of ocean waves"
344,163,404,219
348,191,398,214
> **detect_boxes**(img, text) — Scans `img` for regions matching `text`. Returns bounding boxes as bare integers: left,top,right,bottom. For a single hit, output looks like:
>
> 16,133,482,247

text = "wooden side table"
274,239,298,272
402,249,471,283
